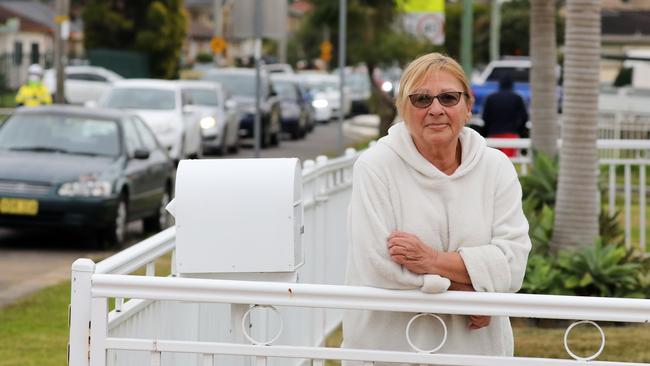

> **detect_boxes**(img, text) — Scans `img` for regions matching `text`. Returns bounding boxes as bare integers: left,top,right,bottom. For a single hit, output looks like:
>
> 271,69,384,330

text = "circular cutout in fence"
241,305,284,345
563,320,606,361
405,313,448,353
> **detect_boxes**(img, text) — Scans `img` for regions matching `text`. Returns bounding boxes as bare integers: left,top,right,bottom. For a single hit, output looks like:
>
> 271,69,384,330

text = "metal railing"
69,141,650,366
486,138,649,250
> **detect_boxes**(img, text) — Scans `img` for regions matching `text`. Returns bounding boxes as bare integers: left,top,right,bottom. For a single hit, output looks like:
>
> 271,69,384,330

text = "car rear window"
486,67,530,83
203,73,267,98
103,88,176,110
0,114,120,157
185,88,220,106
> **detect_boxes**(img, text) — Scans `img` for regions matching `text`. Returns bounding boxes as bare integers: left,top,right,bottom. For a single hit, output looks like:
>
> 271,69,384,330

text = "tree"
82,0,187,79
529,0,559,157
551,0,601,251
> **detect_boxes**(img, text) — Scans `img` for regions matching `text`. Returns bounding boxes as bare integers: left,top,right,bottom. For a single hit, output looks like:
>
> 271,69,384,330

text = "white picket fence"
69,141,650,366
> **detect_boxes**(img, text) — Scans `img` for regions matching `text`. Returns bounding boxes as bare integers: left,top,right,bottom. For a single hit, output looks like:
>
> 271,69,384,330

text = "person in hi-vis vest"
16,64,52,107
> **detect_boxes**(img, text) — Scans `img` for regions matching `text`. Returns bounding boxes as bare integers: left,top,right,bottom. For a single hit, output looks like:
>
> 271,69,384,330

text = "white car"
43,65,123,105
177,80,240,155
98,79,203,161
298,72,352,123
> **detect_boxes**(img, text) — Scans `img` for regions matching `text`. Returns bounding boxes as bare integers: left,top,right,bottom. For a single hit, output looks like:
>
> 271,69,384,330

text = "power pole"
54,0,70,103
213,0,224,66
461,0,473,77
490,0,501,62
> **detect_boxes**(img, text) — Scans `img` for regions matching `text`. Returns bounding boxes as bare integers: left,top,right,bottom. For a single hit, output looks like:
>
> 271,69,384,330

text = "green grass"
0,282,70,366
0,90,16,108
324,321,650,364
0,251,173,365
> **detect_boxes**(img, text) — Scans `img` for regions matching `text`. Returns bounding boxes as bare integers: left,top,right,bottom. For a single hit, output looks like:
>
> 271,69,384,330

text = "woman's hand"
387,231,437,274
449,282,491,330
468,315,491,330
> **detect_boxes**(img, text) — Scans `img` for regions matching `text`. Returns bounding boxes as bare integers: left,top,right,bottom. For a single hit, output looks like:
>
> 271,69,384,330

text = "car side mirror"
133,148,150,160
225,99,237,110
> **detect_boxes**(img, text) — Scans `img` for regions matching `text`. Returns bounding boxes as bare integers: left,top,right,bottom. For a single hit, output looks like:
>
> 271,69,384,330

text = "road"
0,117,378,308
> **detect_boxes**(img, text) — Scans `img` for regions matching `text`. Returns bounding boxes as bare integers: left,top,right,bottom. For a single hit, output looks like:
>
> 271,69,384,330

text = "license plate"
0,198,39,216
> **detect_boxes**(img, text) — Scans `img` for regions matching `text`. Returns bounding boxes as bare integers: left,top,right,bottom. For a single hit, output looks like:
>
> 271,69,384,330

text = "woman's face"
403,70,472,150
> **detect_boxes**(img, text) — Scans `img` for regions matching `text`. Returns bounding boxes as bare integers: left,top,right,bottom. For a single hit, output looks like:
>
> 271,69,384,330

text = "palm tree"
551,0,601,251
529,0,558,158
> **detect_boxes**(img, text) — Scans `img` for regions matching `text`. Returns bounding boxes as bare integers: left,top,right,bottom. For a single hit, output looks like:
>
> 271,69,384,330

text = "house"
0,0,55,89
600,0,650,84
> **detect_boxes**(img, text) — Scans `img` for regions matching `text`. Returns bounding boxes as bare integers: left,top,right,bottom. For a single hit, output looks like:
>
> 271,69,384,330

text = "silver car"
178,80,240,155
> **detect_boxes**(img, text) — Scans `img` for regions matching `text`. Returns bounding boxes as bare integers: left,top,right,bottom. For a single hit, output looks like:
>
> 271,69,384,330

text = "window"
120,118,144,156
132,116,159,151
0,114,120,156
66,73,108,82
185,88,220,106
13,41,22,65
103,88,176,110
30,43,39,64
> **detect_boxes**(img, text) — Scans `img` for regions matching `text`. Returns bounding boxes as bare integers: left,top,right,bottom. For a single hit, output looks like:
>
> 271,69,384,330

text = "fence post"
68,258,95,366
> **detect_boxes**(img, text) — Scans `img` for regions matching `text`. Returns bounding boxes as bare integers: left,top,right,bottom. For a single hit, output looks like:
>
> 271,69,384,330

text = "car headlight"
200,116,217,129
312,99,328,109
58,179,112,197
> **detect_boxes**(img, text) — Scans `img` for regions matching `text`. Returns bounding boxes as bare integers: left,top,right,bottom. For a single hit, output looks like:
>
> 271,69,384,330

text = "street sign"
210,36,226,54
398,0,445,45
320,40,332,62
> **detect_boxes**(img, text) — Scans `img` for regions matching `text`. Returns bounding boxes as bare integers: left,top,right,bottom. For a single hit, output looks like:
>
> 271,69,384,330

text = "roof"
176,80,223,91
15,104,132,120
112,79,179,90
0,1,54,31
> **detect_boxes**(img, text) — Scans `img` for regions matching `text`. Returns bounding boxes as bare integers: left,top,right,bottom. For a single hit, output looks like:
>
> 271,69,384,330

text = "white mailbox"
171,158,303,276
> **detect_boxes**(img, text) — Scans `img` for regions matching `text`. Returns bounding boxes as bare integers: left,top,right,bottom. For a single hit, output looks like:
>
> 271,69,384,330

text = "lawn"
0,282,70,366
324,321,650,365
0,251,172,366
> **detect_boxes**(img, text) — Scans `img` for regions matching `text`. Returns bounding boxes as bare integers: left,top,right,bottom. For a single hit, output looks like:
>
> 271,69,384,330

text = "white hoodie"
342,122,531,362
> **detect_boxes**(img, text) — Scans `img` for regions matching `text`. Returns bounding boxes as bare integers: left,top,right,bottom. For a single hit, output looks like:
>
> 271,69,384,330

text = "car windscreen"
203,73,265,98
0,114,120,157
486,67,530,83
307,80,338,93
103,88,176,110
272,81,299,100
186,88,220,106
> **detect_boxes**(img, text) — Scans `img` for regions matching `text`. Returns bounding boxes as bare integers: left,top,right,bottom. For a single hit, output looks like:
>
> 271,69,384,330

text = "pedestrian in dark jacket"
481,75,528,156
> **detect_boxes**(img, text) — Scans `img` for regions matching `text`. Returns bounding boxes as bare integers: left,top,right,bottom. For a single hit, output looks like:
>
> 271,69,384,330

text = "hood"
0,151,118,185
135,110,182,134
379,122,486,179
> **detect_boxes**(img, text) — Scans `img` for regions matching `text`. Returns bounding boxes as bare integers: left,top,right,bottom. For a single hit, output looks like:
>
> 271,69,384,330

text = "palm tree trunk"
551,0,601,251
530,0,558,158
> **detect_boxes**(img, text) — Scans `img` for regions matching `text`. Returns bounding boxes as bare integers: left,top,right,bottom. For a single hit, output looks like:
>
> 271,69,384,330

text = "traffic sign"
320,41,332,62
210,36,227,54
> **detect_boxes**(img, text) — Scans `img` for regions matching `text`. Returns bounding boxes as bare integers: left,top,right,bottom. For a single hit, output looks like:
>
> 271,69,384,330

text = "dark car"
270,74,310,139
0,105,175,248
202,68,282,148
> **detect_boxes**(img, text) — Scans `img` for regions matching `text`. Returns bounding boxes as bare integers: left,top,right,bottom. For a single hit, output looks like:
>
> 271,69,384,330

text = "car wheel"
98,194,127,249
143,189,172,232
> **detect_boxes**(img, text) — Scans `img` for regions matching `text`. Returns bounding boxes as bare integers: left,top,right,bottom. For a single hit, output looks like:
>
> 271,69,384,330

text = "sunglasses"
408,91,468,108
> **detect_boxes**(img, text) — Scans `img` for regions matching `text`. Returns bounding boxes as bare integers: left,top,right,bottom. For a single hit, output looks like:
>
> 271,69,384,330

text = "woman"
342,53,531,360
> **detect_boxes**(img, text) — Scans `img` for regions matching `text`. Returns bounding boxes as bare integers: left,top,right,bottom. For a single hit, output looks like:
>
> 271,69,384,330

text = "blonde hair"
395,52,473,116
